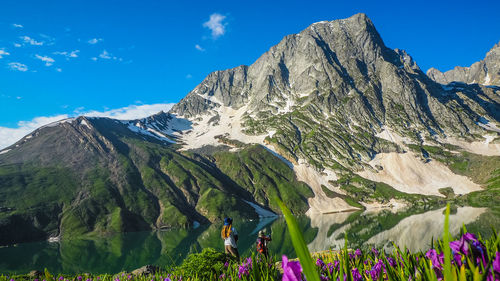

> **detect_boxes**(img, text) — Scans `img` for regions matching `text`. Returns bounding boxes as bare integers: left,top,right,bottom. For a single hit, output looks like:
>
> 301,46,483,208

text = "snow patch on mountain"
178,105,267,150
358,152,482,196
293,160,357,215
443,137,500,156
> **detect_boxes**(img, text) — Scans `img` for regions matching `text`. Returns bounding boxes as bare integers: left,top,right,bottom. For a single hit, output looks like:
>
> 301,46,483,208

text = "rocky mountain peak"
170,13,398,118
427,41,500,86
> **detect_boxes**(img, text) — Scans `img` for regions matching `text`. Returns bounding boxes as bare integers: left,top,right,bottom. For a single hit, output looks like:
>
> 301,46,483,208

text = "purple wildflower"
453,253,463,267
326,263,335,274
78,277,83,281
368,259,385,280
59,277,64,281
372,248,379,257
355,249,362,258
316,258,325,268
224,261,229,268
219,274,225,280
488,252,500,281
282,255,303,281
352,268,362,281
426,249,444,270
320,275,329,281
164,278,172,281
388,257,397,268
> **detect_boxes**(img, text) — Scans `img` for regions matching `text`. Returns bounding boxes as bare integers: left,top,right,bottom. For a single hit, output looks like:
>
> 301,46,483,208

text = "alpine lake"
1,205,498,275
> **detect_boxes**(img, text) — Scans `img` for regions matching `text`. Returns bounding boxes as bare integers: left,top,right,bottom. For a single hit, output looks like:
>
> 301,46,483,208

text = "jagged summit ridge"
171,13,402,117
427,41,500,86
169,13,499,162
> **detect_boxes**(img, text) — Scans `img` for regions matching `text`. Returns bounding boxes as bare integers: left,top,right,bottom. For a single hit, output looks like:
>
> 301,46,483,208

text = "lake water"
0,206,498,274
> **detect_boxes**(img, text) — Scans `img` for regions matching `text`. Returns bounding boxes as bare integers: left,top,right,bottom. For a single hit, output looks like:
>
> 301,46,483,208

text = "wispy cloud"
53,50,79,59
0,49,10,59
8,62,28,72
99,49,111,59
83,103,175,120
35,54,55,66
93,50,122,61
88,38,103,44
203,13,227,39
20,36,44,46
195,44,205,51
0,103,176,149
12,23,23,28
0,115,69,150
56,68,62,72
13,43,21,48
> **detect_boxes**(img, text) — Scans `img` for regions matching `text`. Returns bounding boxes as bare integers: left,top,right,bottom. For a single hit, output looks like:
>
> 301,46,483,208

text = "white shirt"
224,227,238,248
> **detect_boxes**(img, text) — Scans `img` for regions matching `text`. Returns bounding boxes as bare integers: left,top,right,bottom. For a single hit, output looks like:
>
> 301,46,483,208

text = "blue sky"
0,0,499,148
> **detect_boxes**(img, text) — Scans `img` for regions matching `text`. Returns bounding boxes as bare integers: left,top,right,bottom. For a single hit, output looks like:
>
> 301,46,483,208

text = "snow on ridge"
40,118,76,129
127,123,174,144
484,73,491,85
0,149,11,155
80,119,91,128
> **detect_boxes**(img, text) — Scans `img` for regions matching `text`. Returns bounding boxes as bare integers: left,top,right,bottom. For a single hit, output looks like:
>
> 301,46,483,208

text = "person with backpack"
256,230,272,260
221,217,239,260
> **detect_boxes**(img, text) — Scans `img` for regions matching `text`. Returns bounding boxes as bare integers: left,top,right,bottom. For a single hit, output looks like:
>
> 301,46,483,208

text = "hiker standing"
221,217,239,260
256,230,272,260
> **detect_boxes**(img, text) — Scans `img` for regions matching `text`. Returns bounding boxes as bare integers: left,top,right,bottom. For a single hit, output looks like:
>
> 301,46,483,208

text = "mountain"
1,13,500,246
170,13,499,200
0,115,312,245
427,41,500,86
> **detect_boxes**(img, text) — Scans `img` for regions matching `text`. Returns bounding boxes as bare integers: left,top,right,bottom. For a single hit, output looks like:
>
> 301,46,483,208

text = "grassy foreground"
1,204,499,281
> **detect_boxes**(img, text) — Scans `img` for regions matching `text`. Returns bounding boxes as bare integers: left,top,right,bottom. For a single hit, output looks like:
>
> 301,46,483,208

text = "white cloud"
8,62,28,72
20,36,44,46
0,49,10,59
56,68,62,72
0,115,69,150
203,13,227,39
0,103,176,149
12,23,23,28
35,54,55,66
99,49,111,59
195,44,205,51
88,38,103,44
94,50,122,61
83,103,175,120
13,43,22,48
53,50,79,58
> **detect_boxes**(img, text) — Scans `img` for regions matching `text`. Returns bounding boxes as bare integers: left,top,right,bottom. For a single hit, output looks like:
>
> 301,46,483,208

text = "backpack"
221,225,232,239
256,237,265,253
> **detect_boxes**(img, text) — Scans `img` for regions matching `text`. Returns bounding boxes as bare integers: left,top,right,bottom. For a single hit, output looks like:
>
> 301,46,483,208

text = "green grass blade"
276,198,320,281
443,204,452,281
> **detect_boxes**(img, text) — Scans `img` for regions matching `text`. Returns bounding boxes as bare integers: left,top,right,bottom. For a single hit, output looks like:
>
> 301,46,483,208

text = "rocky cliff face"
427,42,500,86
170,13,500,173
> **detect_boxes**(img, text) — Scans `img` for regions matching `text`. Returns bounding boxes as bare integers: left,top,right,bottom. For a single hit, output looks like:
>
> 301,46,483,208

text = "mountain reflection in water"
0,206,496,274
